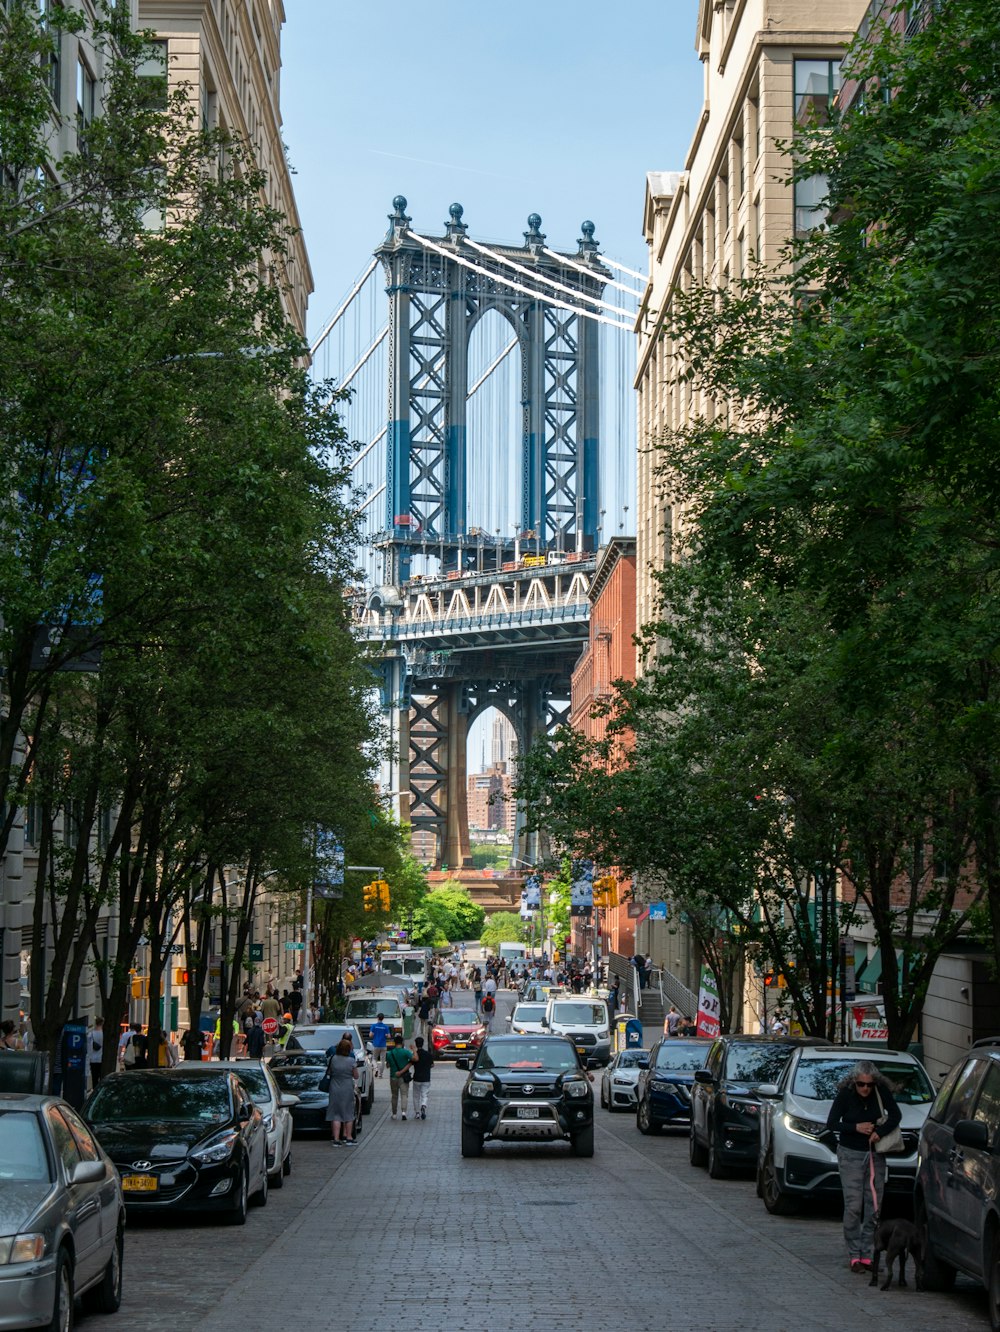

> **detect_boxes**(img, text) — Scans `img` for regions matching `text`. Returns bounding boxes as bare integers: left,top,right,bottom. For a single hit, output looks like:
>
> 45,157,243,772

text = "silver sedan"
600,1049,651,1112
0,1092,125,1331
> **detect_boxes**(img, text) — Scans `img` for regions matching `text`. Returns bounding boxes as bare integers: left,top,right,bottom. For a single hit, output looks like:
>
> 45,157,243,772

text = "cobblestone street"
77,994,992,1332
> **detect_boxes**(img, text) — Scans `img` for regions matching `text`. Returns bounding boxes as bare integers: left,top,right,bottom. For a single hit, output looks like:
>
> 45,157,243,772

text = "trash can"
625,1017,644,1048
0,1051,49,1094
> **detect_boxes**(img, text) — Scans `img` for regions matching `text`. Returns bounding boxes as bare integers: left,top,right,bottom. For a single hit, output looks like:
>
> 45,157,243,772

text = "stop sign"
261,1016,279,1036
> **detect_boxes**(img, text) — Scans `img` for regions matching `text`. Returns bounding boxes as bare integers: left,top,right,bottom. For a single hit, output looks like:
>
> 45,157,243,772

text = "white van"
544,995,611,1067
343,990,413,1043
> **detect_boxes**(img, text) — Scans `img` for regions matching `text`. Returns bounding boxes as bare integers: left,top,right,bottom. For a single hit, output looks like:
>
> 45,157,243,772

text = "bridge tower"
368,198,611,870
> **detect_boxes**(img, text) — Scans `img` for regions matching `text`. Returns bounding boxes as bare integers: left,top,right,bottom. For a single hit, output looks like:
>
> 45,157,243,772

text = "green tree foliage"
409,882,485,947
480,912,528,952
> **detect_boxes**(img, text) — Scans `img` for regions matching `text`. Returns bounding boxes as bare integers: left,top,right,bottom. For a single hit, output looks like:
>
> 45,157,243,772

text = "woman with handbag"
826,1060,903,1272
323,1034,359,1145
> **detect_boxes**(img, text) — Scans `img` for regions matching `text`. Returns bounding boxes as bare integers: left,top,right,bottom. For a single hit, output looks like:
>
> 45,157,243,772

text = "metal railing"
650,966,699,1022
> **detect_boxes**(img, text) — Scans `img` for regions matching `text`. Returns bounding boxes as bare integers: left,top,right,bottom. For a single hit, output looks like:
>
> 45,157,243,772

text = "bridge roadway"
81,990,990,1332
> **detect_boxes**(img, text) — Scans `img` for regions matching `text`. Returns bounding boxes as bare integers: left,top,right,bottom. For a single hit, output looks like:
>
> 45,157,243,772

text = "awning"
855,950,883,993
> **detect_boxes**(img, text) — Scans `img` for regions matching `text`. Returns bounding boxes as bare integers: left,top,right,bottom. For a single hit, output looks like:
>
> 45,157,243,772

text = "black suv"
689,1034,831,1179
457,1034,595,1158
915,1041,1000,1311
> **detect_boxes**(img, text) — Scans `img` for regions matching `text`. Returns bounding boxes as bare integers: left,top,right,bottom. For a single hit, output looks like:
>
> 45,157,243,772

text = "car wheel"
689,1122,707,1166
600,1082,607,1109
707,1123,729,1179
226,1165,249,1226
282,1150,292,1176
365,1083,374,1114
251,1161,268,1207
461,1123,484,1157
47,1247,73,1332
571,1124,595,1157
915,1196,955,1292
637,1096,659,1136
269,1161,284,1189
759,1147,796,1215
84,1225,123,1315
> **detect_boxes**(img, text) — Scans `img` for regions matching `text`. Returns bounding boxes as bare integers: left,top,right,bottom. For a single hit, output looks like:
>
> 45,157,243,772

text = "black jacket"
826,1081,902,1152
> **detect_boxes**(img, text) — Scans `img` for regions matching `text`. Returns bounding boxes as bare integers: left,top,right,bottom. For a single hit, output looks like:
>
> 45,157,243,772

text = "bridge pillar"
408,682,471,872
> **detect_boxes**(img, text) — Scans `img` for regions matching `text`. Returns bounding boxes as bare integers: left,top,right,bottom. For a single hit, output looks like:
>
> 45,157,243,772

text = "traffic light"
377,879,390,912
363,881,378,912
130,976,148,999
174,968,189,986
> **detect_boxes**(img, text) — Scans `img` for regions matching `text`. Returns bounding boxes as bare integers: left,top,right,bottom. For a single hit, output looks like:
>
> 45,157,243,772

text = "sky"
280,0,705,343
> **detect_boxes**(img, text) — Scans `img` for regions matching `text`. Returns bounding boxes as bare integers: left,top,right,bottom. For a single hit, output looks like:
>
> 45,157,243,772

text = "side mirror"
954,1119,991,1151
278,1093,300,1108
757,1083,781,1098
455,1058,469,1071
238,1104,252,1122
541,1017,549,1027
70,1160,106,1186
694,1070,714,1085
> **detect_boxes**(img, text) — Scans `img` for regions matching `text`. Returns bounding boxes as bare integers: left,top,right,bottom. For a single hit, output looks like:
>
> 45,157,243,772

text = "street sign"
249,943,264,962
261,1016,279,1036
285,941,306,951
648,902,668,921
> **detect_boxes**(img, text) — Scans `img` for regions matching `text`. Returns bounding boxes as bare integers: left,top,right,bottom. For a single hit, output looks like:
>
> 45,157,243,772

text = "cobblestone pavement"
78,990,992,1332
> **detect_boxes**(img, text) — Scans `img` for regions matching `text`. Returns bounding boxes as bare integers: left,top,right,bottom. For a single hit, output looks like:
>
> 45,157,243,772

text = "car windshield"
443,1010,479,1025
654,1043,709,1072
551,1003,605,1025
270,1066,324,1092
289,1028,361,1053
235,1067,273,1103
477,1041,578,1072
0,1111,51,1182
616,1050,650,1069
344,1000,400,1020
792,1059,934,1104
513,1005,546,1022
724,1044,797,1084
88,1077,231,1123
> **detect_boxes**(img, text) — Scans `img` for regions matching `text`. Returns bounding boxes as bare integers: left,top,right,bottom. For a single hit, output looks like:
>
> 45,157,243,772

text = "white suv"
543,996,611,1067
756,1045,935,1215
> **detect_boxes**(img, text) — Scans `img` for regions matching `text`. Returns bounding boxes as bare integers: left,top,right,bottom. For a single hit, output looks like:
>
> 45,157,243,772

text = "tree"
480,912,528,952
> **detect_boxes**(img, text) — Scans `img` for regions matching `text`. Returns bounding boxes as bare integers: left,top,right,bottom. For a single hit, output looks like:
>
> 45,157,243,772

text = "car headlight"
190,1128,241,1164
467,1081,492,1099
651,1078,679,1093
564,1080,589,1098
0,1234,45,1264
783,1112,828,1140
726,1098,760,1115
262,1113,274,1131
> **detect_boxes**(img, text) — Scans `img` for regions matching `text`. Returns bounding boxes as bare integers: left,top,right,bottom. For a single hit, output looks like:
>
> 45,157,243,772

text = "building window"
794,173,830,236
25,800,39,849
76,56,95,132
39,0,62,110
62,798,84,849
794,59,842,127
137,39,168,111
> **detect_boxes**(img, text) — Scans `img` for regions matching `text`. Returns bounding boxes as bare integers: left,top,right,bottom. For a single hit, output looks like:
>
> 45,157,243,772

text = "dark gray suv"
915,1041,1000,1326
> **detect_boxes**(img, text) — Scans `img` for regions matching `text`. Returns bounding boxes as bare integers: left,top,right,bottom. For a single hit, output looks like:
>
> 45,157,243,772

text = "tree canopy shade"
0,2,394,1060
519,1,1000,1048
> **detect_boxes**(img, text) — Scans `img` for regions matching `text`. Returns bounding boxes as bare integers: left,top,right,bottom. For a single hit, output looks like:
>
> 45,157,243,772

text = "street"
78,991,991,1332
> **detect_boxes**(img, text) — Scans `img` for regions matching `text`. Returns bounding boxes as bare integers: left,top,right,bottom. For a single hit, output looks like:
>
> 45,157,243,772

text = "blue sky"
281,0,704,342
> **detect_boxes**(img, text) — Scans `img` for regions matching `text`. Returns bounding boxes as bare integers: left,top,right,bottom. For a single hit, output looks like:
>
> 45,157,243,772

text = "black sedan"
0,1093,125,1331
267,1052,363,1138
457,1034,595,1158
83,1066,269,1224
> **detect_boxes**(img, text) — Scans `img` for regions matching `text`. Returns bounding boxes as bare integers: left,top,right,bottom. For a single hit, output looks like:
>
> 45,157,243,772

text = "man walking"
409,1036,435,1119
369,1012,391,1077
664,1006,681,1037
386,1034,412,1120
87,1017,105,1089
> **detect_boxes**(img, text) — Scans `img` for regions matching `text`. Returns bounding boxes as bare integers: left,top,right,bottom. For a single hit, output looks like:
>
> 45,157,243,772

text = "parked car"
689,1035,831,1178
915,1041,1000,1320
83,1065,269,1224
635,1038,713,1132
506,1002,548,1036
0,1093,125,1330
284,1024,374,1112
430,1008,487,1059
543,995,612,1067
226,1059,297,1188
457,1034,595,1157
756,1045,934,1214
600,1048,650,1111
267,1051,363,1138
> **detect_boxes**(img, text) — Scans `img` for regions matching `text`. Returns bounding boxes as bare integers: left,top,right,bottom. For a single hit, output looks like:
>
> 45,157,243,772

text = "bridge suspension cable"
410,232,634,333
338,325,388,392
576,250,646,284
538,246,642,299
463,237,637,323
309,257,379,358
467,337,518,397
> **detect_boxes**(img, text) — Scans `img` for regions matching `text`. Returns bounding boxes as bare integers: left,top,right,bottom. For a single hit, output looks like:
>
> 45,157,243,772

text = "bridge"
312,198,638,870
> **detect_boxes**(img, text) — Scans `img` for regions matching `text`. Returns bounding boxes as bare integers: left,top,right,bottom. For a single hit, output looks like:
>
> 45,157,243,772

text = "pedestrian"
181,1027,202,1062
632,952,646,990
120,1022,147,1069
386,1034,413,1120
369,1011,391,1077
664,1005,681,1037
87,1017,105,1087
247,1017,267,1059
825,1060,902,1273
0,1019,21,1052
409,1035,435,1120
480,990,496,1032
324,1033,359,1145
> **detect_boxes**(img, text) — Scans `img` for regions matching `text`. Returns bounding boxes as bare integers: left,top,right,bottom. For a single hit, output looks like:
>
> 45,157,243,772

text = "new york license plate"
121,1174,158,1193
516,1106,540,1119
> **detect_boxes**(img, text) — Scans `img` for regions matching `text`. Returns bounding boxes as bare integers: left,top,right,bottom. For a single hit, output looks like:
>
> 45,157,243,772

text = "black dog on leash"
871,1218,925,1291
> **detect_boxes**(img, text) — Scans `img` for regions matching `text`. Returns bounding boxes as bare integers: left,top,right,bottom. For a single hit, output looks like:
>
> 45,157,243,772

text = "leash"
868,1143,880,1223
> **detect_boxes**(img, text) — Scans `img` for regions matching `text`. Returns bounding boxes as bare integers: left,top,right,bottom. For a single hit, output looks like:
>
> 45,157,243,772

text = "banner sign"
851,1005,889,1042
696,965,721,1039
648,902,668,921
570,859,593,916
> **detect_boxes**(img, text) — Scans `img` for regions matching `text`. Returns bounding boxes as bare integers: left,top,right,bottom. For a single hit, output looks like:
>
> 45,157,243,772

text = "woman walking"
825,1060,902,1272
325,1034,359,1145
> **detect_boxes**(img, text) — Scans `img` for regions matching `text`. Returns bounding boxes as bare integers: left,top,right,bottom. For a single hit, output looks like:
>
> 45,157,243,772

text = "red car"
431,1008,487,1059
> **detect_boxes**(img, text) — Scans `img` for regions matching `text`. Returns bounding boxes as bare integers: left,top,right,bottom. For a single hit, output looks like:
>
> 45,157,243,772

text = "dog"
870,1218,925,1291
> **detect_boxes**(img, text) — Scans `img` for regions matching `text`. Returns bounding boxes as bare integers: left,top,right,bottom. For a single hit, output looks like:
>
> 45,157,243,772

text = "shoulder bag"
874,1086,905,1154
318,1058,332,1094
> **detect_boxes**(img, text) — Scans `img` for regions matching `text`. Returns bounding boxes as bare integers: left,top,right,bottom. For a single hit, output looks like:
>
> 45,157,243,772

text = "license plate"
121,1174,158,1193
576,1045,587,1054
454,1041,467,1049
516,1106,539,1119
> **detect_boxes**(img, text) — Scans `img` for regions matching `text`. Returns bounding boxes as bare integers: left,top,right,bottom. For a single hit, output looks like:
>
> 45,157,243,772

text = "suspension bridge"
311,197,639,872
